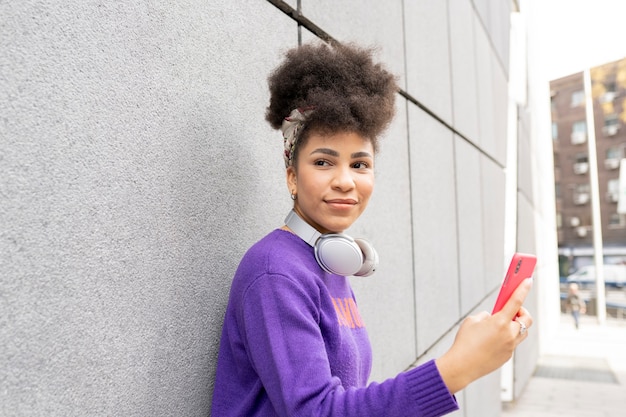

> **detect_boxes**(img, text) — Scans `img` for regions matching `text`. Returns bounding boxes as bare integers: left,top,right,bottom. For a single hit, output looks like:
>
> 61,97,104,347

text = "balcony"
603,124,619,136
599,91,617,103
573,162,589,174
574,193,590,205
571,131,587,144
606,192,619,203
605,158,620,170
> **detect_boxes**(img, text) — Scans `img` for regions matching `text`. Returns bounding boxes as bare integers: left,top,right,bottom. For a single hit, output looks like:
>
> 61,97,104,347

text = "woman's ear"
286,166,297,194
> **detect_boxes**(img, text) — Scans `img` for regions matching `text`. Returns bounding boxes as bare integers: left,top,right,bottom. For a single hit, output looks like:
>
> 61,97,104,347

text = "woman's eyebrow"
309,148,373,159
310,148,339,157
351,151,373,159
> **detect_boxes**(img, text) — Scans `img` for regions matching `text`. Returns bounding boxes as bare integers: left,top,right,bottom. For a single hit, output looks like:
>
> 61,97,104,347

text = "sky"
527,0,626,81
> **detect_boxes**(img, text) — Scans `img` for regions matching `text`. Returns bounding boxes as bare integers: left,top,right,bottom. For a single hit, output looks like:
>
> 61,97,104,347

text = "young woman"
211,42,533,417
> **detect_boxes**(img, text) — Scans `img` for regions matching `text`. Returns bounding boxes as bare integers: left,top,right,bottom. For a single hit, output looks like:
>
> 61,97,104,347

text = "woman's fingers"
497,278,533,321
437,278,535,394
512,307,533,339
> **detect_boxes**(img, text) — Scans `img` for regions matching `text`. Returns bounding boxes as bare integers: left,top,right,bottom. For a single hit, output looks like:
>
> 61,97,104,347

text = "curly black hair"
266,42,398,160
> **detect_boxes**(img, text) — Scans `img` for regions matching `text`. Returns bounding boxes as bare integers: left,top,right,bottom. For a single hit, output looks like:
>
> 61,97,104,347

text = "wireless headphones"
284,210,379,277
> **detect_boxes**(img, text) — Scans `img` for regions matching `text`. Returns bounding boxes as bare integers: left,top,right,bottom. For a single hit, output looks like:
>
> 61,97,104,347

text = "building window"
573,153,589,174
606,147,623,159
605,147,623,170
571,120,587,144
603,114,619,136
573,183,590,205
607,179,620,203
600,82,617,103
608,213,625,228
571,90,585,107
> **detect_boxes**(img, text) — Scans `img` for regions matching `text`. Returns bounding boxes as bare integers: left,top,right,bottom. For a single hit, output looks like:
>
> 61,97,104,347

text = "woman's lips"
325,199,357,208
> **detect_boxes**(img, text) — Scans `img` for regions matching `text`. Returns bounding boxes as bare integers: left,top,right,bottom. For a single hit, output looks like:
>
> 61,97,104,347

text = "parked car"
566,264,626,288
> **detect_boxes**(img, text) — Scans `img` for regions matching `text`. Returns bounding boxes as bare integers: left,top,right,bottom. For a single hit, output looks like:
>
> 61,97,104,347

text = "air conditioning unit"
576,226,588,237
574,193,590,205
573,162,589,174
605,158,620,170
600,91,616,103
603,125,619,136
571,131,587,144
607,192,619,203
569,216,580,227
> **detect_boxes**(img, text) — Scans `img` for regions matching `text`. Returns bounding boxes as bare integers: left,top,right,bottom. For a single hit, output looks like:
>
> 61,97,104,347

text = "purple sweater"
211,229,458,417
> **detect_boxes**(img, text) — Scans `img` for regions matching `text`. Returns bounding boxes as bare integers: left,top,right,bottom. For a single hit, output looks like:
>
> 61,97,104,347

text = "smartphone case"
492,253,537,315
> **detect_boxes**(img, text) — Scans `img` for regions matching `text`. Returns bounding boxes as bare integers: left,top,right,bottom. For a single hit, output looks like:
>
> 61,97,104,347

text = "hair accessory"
281,107,315,167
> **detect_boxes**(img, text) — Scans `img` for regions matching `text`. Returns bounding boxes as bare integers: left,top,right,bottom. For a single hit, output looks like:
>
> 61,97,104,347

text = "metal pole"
583,68,606,324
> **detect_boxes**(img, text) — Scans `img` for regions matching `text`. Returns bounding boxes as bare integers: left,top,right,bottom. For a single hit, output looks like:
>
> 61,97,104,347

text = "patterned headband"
281,107,315,168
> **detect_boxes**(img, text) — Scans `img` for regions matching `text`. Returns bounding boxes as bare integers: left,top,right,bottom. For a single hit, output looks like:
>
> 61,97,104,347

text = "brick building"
551,58,626,274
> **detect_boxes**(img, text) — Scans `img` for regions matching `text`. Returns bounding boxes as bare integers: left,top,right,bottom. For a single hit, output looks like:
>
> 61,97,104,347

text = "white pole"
500,11,525,402
583,68,606,324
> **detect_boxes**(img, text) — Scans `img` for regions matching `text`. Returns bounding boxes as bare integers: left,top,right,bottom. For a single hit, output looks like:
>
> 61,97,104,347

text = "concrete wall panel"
455,136,487,315
1,1,296,415
472,0,511,73
404,0,453,124
517,110,535,205
408,106,460,354
481,156,507,293
448,0,481,142
493,66,510,165
302,0,406,87
351,99,416,381
473,9,510,165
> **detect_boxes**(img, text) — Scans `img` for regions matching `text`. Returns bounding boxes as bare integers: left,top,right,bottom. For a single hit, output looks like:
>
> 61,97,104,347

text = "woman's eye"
314,159,330,166
353,161,369,169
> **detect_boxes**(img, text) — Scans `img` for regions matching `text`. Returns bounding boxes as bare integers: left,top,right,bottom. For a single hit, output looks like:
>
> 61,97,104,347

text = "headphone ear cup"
315,234,364,277
353,238,379,277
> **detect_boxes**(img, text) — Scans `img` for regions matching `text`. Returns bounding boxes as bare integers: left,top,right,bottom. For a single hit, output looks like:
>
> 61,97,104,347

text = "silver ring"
516,318,527,335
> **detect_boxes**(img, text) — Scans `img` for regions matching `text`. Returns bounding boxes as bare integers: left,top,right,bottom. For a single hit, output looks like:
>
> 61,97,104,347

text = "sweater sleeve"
239,273,458,417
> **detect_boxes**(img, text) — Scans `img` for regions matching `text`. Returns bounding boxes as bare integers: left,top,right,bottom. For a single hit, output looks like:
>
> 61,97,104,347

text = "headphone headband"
284,209,321,247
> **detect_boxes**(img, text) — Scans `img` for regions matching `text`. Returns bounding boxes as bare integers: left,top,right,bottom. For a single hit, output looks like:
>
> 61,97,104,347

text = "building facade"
551,58,626,274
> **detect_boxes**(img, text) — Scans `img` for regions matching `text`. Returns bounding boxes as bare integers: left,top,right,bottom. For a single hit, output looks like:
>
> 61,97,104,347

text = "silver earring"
290,192,297,201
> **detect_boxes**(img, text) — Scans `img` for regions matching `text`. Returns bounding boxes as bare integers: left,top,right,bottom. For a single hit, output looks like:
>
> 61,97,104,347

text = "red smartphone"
491,253,537,315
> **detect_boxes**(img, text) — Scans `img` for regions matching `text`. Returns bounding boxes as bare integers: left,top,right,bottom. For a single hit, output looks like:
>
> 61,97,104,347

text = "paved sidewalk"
502,314,626,417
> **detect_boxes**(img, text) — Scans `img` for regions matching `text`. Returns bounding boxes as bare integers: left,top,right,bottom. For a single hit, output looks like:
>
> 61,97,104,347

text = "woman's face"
286,130,375,234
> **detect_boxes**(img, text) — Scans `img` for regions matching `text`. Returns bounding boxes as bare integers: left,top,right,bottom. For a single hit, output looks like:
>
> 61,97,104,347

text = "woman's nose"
331,165,355,190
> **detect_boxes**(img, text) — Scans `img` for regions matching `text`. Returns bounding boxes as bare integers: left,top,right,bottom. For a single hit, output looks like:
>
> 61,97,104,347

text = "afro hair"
265,42,398,155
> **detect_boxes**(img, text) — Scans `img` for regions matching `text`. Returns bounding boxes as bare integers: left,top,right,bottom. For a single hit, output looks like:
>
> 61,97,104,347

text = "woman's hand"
435,278,533,394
